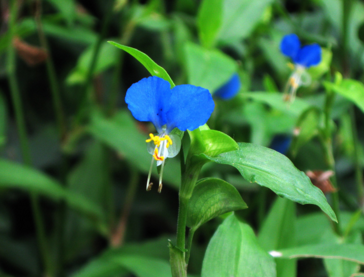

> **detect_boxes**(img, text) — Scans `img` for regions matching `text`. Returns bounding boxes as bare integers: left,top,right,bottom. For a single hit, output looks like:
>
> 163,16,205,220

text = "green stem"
34,0,66,139
7,1,52,275
342,0,352,77
185,228,195,264
349,107,364,207
323,87,341,235
173,160,203,276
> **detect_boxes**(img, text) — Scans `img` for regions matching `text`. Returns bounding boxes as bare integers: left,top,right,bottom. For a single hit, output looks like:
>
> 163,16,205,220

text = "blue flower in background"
126,76,215,192
214,73,241,100
269,135,291,155
280,34,322,102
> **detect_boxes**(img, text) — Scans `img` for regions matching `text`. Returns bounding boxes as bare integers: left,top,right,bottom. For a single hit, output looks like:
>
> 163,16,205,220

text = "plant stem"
34,0,66,139
342,0,352,77
323,87,341,235
173,160,202,276
349,107,364,207
111,167,139,247
7,1,52,275
185,228,195,264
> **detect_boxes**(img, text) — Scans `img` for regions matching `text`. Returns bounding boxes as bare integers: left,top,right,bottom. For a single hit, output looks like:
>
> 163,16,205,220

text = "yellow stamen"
287,62,295,70
152,148,164,161
289,77,299,89
146,134,172,148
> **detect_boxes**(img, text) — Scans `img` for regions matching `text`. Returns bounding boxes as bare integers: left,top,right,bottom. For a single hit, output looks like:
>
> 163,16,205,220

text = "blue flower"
269,135,291,155
126,76,215,192
280,34,322,102
214,73,241,100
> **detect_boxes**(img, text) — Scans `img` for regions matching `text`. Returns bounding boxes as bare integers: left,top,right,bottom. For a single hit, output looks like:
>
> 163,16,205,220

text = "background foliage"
0,0,364,276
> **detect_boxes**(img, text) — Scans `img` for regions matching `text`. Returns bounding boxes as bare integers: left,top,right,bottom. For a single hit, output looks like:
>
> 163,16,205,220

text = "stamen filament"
158,160,166,193
146,157,154,191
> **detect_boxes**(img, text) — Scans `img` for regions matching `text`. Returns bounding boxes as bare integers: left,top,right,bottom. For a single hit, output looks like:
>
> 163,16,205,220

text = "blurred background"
0,0,364,276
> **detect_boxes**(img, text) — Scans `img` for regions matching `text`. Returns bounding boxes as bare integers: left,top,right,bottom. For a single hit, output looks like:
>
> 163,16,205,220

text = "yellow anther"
146,133,173,148
165,135,172,148
152,148,164,161
289,77,298,89
287,62,295,70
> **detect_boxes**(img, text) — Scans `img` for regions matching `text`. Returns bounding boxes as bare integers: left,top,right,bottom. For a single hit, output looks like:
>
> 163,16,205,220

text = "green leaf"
188,129,238,158
108,41,175,86
197,0,223,48
187,178,247,230
258,197,296,277
88,110,180,189
184,42,237,92
46,0,76,26
199,143,337,222
67,41,119,85
291,107,322,156
217,0,274,45
73,236,170,277
239,92,311,117
274,244,364,265
0,159,107,233
202,214,276,277
64,142,110,260
114,255,171,277
324,80,364,112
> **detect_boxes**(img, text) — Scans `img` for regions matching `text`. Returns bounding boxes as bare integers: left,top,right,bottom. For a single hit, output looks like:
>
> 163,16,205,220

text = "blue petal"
294,44,321,67
125,76,171,132
280,34,301,59
166,85,215,132
269,135,291,155
214,73,241,100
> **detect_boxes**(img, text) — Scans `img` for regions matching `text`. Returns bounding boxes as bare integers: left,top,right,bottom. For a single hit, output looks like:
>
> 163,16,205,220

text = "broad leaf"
114,256,171,277
291,107,322,156
258,197,296,277
199,143,337,222
46,0,76,26
188,129,238,158
88,110,180,189
184,42,237,92
273,244,364,265
197,0,223,48
0,159,107,234
187,178,247,230
218,0,274,45
324,80,364,113
108,41,175,86
202,214,276,277
239,93,311,117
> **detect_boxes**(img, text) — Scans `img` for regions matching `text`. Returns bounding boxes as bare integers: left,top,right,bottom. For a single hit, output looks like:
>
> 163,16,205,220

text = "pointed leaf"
188,129,238,158
108,41,175,87
187,178,247,230
324,80,364,112
199,143,337,222
202,214,276,277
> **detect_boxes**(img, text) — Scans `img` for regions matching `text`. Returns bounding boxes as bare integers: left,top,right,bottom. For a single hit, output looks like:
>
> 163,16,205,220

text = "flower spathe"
126,76,215,192
280,34,322,102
